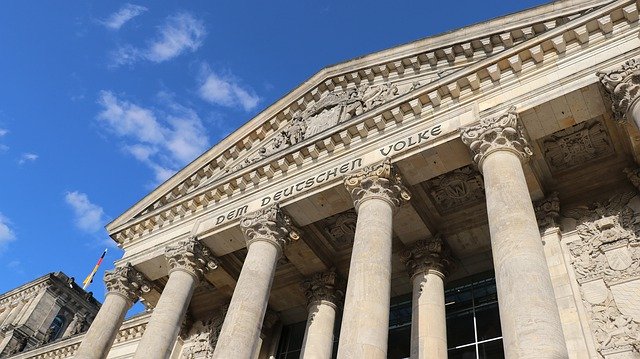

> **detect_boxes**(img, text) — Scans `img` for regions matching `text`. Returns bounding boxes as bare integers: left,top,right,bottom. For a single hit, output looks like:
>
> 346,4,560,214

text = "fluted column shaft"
337,159,410,359
461,109,567,358
213,204,296,359
300,270,344,359
402,237,451,359
76,264,150,359
134,238,218,359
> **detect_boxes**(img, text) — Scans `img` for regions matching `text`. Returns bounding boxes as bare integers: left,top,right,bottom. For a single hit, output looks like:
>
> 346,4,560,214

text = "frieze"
114,3,632,246
565,191,640,356
541,119,614,173
426,165,484,215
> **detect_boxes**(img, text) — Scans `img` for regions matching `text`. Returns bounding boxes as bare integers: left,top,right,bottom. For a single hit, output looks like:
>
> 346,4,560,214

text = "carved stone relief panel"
541,118,614,173
319,210,357,248
564,192,640,358
219,81,421,176
425,165,484,215
181,306,228,359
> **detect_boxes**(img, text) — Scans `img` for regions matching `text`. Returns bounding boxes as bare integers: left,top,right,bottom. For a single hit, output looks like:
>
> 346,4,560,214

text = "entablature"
110,0,639,251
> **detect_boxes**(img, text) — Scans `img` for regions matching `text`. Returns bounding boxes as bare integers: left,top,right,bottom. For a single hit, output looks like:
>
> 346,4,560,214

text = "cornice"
109,0,637,246
105,1,606,231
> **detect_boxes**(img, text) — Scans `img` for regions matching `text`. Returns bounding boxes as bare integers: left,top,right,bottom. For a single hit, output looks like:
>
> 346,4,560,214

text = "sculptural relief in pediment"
219,81,421,177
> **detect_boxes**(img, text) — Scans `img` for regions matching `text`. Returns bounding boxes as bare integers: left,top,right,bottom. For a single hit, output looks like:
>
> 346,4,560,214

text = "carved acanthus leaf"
400,235,454,278
165,238,219,280
239,203,299,251
104,263,152,303
597,58,640,122
301,269,345,307
343,158,411,210
460,107,533,169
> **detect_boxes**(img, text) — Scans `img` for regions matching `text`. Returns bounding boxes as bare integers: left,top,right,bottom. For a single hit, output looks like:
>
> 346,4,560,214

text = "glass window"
445,275,504,359
47,315,66,342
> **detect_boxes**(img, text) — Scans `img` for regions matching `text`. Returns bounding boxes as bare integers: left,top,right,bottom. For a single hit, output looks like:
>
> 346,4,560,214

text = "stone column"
212,204,297,359
401,236,452,359
75,264,150,359
300,269,344,359
134,238,218,359
460,108,568,358
337,159,410,359
598,58,640,129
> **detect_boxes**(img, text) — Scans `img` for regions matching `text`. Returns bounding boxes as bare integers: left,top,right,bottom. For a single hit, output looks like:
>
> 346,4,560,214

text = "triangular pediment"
107,0,617,240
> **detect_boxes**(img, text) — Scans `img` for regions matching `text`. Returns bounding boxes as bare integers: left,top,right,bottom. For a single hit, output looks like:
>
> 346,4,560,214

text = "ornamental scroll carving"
239,203,299,251
343,158,411,210
400,235,453,278
565,192,640,357
165,238,219,280
104,263,152,303
301,269,345,307
222,81,421,175
460,107,533,169
598,58,640,122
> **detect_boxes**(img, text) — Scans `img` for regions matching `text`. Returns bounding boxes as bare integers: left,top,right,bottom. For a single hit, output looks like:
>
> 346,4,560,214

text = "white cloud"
65,191,107,233
0,128,7,152
111,12,205,66
97,91,209,184
103,3,148,30
0,213,16,250
18,153,38,165
199,70,260,112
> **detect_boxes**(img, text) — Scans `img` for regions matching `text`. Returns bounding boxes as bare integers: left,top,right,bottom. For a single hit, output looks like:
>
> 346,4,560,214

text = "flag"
82,248,107,290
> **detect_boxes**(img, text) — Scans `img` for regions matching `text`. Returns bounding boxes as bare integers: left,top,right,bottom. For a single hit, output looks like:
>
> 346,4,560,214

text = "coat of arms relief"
218,80,421,177
566,192,640,358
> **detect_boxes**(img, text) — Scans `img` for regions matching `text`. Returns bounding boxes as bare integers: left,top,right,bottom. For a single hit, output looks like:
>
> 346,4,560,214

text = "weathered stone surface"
598,58,640,123
460,107,533,170
343,158,411,211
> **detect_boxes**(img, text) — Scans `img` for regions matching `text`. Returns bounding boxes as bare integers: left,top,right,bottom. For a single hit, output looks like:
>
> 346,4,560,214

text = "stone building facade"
10,0,640,358
0,272,99,357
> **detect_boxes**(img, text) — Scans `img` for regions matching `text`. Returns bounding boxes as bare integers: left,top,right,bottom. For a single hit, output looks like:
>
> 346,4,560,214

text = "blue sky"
0,1,549,315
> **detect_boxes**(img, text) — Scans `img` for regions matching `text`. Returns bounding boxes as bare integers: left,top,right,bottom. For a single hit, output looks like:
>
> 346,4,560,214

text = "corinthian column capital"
301,269,345,307
104,263,152,303
460,107,533,171
598,58,640,122
165,238,219,280
343,158,411,211
240,203,299,252
401,235,453,278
